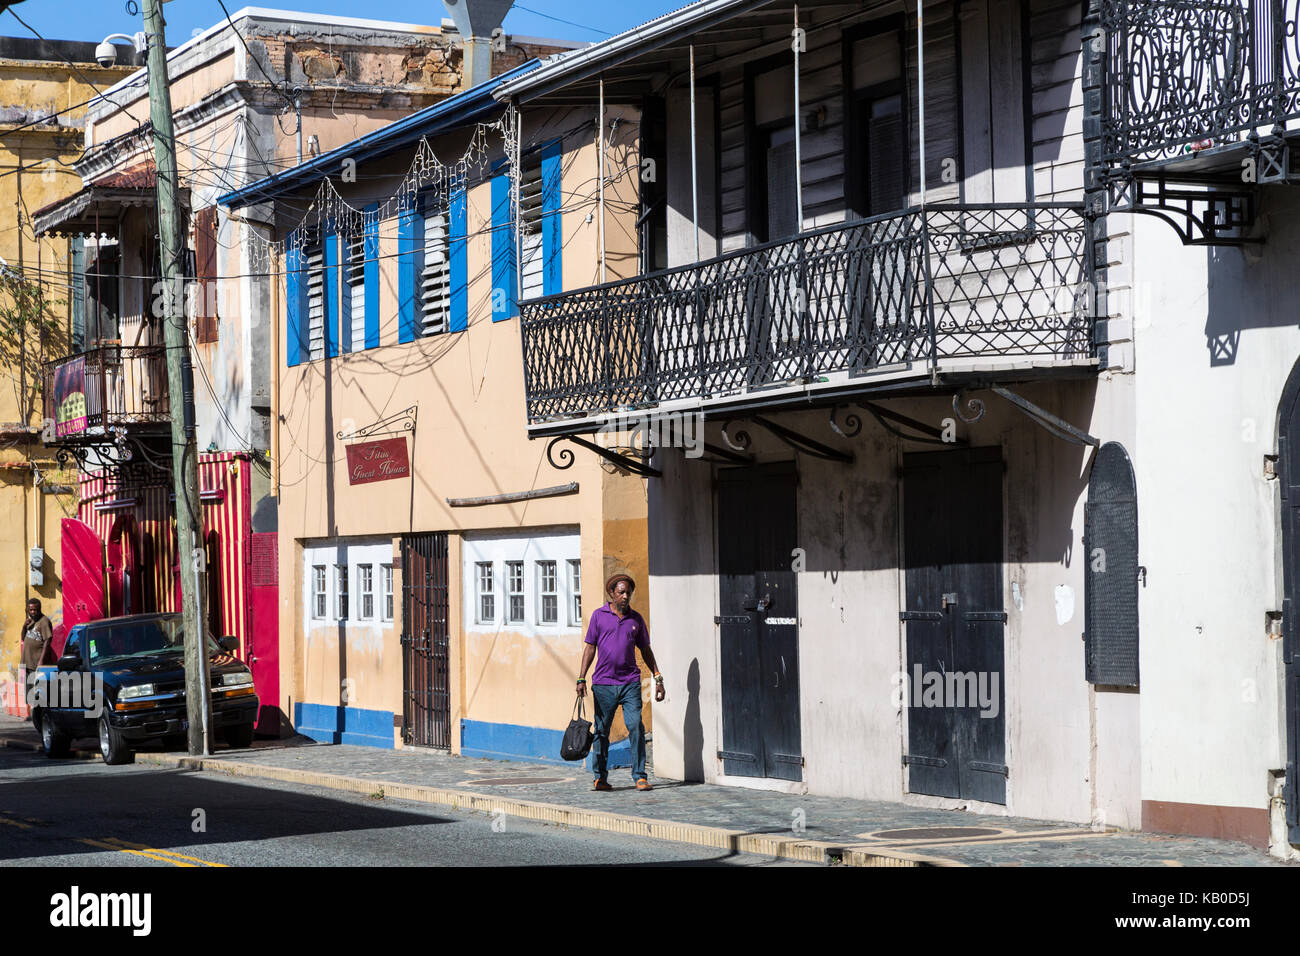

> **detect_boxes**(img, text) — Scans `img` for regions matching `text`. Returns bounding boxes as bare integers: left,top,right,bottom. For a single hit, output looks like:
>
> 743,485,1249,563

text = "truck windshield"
86,618,213,665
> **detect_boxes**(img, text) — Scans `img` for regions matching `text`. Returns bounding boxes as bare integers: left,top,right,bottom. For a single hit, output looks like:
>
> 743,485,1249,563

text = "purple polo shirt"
585,603,649,685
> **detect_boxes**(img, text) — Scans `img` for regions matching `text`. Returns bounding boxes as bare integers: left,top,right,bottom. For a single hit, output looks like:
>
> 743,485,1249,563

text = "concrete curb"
134,751,962,867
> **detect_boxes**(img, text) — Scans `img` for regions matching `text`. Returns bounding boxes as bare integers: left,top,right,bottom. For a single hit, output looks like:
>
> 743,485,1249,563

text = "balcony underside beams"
524,358,1099,440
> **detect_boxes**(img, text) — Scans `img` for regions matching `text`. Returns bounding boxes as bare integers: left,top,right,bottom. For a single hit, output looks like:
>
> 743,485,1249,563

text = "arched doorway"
1277,362,1300,845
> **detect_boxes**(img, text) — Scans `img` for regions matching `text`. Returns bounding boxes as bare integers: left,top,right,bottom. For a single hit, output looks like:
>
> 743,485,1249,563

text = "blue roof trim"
218,59,541,209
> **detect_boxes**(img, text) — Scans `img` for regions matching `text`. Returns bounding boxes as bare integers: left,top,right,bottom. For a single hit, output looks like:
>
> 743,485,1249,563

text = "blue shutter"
398,204,423,343
541,139,563,296
323,223,339,358
364,205,380,349
449,180,468,333
286,237,306,367
491,162,516,322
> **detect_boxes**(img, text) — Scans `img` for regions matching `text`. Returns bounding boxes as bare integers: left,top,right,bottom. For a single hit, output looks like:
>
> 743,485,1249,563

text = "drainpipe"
442,0,516,89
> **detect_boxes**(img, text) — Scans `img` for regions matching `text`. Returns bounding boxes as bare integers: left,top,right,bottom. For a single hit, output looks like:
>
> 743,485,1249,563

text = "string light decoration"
244,109,519,277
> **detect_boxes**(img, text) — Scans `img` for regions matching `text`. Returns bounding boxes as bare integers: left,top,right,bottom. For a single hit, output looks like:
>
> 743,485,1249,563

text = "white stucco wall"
647,380,1139,827
1131,192,1298,819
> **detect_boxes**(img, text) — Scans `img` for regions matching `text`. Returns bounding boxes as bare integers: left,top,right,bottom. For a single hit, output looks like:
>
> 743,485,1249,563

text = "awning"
32,184,159,238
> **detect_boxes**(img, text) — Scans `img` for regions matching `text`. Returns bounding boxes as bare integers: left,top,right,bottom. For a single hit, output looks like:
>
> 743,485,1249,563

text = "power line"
5,5,152,131
515,3,613,37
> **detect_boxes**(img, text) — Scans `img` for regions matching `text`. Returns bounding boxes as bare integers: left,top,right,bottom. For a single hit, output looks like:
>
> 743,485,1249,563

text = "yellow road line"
1,807,225,866
77,837,197,866
99,837,228,867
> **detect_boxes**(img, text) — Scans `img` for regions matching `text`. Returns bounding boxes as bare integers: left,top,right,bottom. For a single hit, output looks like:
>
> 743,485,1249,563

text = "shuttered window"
765,125,799,241
848,28,908,221
306,243,325,361
420,193,451,336
519,150,545,300
193,206,219,343
346,232,365,352
1084,442,1140,687
866,94,906,216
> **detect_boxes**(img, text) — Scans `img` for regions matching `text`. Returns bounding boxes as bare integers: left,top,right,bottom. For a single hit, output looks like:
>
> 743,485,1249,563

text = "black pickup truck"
30,612,259,764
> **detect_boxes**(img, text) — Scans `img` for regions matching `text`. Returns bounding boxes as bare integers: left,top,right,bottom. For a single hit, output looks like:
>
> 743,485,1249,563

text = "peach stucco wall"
273,108,651,747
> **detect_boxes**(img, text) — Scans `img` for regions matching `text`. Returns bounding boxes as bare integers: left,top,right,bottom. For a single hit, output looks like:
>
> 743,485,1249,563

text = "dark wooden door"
902,447,1007,804
717,463,802,781
400,533,450,750
1279,366,1300,842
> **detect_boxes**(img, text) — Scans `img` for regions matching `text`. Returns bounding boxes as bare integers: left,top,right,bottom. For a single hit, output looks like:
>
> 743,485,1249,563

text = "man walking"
576,573,664,791
21,598,52,704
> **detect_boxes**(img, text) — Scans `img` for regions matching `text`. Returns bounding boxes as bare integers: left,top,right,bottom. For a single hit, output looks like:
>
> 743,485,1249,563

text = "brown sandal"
636,778,653,791
592,779,613,791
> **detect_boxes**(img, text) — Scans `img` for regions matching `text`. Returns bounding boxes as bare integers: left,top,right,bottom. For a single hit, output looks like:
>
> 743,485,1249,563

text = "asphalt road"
0,747,813,867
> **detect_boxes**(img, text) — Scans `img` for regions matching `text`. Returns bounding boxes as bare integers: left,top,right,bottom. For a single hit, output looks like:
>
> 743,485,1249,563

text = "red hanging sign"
345,437,411,485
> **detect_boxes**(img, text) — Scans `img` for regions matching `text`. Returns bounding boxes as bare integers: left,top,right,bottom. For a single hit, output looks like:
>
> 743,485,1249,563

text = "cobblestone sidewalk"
0,714,1288,866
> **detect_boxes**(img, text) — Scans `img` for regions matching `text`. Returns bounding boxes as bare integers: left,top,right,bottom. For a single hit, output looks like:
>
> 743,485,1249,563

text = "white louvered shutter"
307,244,324,360
347,233,365,351
519,153,544,300
421,196,450,335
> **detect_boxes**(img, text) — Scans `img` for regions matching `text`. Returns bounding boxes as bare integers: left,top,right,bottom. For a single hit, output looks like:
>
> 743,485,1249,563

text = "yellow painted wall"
0,56,132,675
273,108,651,746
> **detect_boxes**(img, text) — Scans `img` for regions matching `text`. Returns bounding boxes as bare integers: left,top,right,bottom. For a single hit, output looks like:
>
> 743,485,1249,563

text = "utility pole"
142,0,212,755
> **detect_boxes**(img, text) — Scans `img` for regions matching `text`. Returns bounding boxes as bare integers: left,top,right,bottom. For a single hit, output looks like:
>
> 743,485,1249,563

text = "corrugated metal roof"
491,0,779,103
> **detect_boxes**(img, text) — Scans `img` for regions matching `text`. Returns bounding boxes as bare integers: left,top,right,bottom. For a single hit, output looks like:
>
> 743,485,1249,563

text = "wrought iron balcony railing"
1101,0,1300,168
42,344,170,441
520,204,1094,426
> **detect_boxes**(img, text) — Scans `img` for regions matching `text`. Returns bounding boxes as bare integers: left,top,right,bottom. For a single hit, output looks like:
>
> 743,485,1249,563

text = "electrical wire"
514,4,614,37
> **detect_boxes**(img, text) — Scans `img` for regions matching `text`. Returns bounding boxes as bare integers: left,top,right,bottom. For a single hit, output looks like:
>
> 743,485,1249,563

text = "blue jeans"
591,679,646,782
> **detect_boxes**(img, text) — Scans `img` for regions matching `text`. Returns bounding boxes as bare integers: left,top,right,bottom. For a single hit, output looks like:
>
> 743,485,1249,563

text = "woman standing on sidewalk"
575,574,665,792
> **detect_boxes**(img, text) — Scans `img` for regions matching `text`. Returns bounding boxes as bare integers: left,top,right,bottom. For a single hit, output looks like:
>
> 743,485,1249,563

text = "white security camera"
95,41,118,68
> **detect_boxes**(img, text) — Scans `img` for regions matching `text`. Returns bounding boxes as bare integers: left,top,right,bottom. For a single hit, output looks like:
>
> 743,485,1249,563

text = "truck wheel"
39,711,71,758
223,723,254,750
98,714,133,765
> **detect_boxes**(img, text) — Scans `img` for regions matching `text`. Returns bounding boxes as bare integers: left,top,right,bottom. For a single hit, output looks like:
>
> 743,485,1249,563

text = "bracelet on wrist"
576,678,586,683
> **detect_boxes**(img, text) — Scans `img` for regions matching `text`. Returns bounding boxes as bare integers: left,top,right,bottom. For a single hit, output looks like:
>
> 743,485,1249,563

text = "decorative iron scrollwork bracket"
1107,170,1258,246
1255,133,1291,184
336,405,417,442
750,416,853,464
858,402,958,447
829,405,862,439
991,385,1099,447
545,434,663,478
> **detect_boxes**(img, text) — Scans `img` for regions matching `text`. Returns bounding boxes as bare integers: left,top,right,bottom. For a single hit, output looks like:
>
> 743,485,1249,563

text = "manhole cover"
472,776,566,786
871,826,1004,840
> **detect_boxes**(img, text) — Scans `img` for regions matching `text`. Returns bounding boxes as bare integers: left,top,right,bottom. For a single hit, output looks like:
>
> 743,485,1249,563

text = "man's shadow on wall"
682,658,704,782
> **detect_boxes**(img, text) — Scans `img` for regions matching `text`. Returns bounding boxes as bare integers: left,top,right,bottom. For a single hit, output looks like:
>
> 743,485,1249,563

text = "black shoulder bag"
560,695,594,761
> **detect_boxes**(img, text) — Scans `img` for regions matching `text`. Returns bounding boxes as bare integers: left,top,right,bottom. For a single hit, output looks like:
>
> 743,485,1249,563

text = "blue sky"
4,0,682,48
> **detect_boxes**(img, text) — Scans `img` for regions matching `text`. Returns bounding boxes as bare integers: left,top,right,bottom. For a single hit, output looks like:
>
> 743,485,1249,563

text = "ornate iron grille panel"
400,532,450,749
1101,0,1300,167
42,345,170,439
519,204,1093,425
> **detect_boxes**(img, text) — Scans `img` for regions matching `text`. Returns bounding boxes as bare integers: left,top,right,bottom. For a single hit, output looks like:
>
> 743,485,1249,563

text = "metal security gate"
400,532,450,749
716,462,803,781
902,447,1007,805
